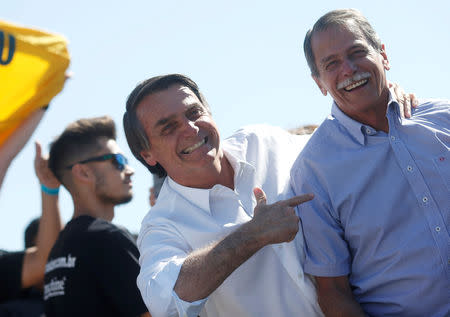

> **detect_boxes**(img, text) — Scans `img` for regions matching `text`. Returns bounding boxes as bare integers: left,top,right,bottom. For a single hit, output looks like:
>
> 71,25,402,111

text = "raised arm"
315,275,366,317
0,108,46,191
173,188,314,301
21,141,62,288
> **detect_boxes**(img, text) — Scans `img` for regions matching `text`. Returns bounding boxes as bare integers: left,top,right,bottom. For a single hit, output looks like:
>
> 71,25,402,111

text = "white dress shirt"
137,125,323,317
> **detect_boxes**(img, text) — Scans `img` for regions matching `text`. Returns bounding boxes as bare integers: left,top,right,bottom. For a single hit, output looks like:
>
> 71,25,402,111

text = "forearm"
173,188,308,302
318,293,365,317
0,109,45,162
316,276,366,317
36,190,62,263
0,165,9,192
173,221,265,302
0,109,45,192
22,190,62,288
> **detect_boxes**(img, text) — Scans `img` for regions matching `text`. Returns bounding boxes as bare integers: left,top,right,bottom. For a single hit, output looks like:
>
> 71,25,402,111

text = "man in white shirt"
123,74,323,317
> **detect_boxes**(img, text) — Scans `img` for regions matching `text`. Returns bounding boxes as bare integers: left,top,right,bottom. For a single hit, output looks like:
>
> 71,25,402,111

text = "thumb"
34,141,42,164
253,187,267,206
35,141,41,156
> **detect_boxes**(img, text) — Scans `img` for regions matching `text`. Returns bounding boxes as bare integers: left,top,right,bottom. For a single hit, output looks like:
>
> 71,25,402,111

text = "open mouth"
343,78,368,91
181,137,208,154
337,73,371,92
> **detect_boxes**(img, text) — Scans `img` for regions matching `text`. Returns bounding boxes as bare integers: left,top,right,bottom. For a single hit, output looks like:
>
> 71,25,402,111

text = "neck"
72,195,115,222
350,107,389,133
340,89,390,133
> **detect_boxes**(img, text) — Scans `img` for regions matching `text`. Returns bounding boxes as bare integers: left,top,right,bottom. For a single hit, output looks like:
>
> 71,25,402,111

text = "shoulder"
225,124,312,158
295,118,339,160
64,217,138,254
139,185,190,240
290,118,344,182
226,124,295,143
414,98,450,116
417,98,450,108
90,220,135,244
0,250,24,270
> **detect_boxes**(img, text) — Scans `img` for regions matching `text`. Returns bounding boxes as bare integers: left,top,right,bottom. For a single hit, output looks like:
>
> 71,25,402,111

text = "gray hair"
123,74,210,177
304,8,382,77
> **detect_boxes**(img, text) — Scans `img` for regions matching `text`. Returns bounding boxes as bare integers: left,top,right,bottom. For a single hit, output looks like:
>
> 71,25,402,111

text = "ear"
140,150,158,167
71,164,94,184
380,44,390,71
312,75,327,96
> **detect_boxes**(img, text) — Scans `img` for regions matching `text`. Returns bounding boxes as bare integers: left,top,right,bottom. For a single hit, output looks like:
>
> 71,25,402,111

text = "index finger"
283,193,314,207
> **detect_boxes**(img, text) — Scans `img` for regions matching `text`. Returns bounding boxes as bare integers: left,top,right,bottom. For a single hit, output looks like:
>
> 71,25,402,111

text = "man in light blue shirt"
291,8,449,317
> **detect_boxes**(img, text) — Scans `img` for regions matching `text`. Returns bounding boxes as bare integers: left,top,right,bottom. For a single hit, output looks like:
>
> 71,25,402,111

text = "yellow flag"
0,20,70,146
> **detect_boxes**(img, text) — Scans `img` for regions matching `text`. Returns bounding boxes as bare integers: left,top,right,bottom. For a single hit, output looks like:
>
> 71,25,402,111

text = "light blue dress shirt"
290,96,449,317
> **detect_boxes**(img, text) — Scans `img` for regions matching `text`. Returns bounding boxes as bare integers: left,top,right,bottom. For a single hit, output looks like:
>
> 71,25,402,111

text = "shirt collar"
330,90,401,145
166,143,253,215
167,177,212,213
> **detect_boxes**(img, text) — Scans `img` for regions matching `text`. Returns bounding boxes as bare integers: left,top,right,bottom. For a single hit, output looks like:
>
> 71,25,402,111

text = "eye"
161,122,177,135
187,106,204,120
325,60,338,71
351,49,367,58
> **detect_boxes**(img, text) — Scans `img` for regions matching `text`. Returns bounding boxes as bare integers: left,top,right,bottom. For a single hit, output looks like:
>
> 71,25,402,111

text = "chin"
116,194,133,205
100,193,133,206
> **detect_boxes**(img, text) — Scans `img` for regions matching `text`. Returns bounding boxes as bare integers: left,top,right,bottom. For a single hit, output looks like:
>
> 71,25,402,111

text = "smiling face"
311,23,390,121
137,84,225,188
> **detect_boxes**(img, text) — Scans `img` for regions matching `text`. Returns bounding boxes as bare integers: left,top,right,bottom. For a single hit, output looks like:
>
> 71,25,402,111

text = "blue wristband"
41,183,60,196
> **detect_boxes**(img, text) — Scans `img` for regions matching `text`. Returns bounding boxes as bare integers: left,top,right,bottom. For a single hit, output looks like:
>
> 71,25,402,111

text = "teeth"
344,79,368,91
182,137,206,154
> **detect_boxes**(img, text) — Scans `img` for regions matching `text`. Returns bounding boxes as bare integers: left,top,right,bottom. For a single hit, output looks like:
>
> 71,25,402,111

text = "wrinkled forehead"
312,22,367,57
315,21,365,43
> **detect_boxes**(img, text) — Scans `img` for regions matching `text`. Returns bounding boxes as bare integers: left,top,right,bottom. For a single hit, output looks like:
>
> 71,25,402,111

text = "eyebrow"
320,54,338,66
154,104,203,130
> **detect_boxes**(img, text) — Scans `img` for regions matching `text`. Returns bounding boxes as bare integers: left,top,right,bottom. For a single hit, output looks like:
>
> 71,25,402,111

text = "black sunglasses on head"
65,153,128,171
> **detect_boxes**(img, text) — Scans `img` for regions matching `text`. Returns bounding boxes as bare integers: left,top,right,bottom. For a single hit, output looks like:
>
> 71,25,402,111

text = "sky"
1,0,449,250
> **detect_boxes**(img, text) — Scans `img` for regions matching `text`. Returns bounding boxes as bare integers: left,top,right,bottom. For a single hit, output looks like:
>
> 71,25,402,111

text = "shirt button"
435,226,441,232
390,136,396,141
365,128,371,134
439,157,445,162
407,165,413,172
422,196,428,203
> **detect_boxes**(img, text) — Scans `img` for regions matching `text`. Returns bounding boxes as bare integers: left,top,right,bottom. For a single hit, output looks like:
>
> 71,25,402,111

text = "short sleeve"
0,251,25,302
91,228,148,316
290,159,351,277
137,222,206,317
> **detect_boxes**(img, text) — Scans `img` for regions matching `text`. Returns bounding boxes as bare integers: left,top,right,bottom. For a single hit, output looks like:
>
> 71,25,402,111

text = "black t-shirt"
0,250,24,302
44,215,147,317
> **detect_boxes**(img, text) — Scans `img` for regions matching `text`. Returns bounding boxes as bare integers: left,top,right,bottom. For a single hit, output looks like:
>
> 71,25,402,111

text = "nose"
181,117,199,136
124,164,134,176
341,58,357,76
